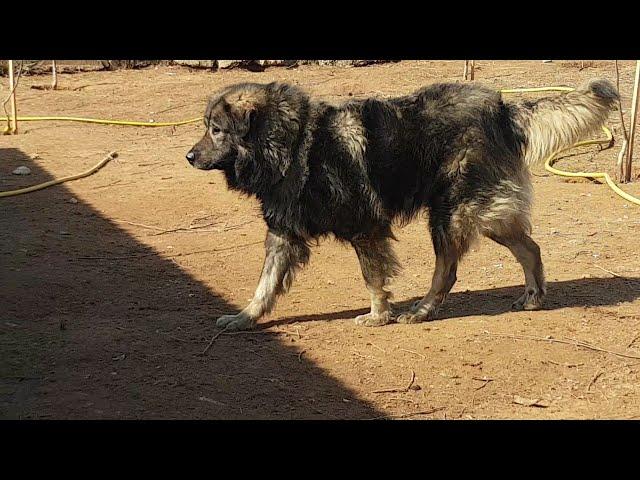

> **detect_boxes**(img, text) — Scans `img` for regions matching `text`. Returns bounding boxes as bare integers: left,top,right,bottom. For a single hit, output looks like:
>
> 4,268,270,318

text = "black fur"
187,79,617,328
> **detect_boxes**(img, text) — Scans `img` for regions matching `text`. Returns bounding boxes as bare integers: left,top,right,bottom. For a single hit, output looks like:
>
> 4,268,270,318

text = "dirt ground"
2,60,640,420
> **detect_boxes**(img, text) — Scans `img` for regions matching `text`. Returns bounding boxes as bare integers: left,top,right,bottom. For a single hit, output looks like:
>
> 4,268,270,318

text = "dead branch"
399,348,426,360
114,219,166,231
201,326,230,355
592,264,633,279
627,333,640,349
371,370,416,394
368,406,446,420
586,370,604,392
546,360,584,368
472,376,494,390
151,219,253,236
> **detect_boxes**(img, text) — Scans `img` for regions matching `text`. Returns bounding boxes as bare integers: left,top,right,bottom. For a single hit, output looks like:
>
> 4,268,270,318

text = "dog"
186,78,618,331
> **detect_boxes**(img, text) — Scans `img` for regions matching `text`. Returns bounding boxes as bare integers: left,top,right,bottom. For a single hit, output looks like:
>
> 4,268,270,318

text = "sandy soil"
1,60,640,419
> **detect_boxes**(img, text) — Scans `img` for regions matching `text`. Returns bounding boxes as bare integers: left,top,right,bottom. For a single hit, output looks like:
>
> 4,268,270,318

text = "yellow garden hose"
0,152,117,198
544,125,640,206
1,86,639,205
1,116,200,197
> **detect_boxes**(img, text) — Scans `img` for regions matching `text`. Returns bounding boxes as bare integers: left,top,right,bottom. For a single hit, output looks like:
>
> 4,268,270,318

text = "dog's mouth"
194,158,234,171
193,162,216,171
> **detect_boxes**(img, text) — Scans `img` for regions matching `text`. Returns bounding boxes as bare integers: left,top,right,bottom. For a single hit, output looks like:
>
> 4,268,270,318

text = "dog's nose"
186,151,196,165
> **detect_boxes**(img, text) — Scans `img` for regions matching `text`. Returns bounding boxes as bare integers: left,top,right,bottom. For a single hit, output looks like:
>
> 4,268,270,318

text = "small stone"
12,166,31,175
68,197,78,204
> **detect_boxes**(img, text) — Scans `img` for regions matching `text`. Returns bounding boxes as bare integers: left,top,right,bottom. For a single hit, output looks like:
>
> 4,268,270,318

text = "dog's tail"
510,78,619,166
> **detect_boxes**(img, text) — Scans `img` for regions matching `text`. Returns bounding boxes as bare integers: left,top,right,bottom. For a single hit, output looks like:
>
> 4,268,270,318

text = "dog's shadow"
266,277,640,327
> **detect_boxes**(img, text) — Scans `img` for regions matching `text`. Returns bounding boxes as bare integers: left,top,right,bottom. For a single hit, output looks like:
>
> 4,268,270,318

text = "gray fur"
187,78,618,330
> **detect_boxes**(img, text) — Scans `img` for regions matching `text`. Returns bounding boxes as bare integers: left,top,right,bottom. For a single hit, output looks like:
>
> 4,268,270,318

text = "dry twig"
586,370,604,392
371,370,416,394
472,376,494,390
369,406,445,420
399,348,426,360
627,334,640,349
202,326,230,355
593,264,625,278
115,219,166,231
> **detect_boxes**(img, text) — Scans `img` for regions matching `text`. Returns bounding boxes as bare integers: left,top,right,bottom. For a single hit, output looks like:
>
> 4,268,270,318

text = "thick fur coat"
187,79,618,330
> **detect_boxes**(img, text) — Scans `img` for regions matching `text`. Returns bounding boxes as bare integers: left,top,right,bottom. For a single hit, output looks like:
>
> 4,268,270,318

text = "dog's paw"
216,313,256,331
396,305,438,324
511,289,544,311
354,311,394,327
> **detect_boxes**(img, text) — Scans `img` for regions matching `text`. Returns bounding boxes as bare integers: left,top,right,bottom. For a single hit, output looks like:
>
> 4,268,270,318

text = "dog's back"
349,80,617,220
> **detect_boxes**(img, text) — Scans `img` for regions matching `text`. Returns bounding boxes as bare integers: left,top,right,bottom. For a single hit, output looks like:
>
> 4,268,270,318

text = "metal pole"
51,60,58,90
625,60,640,183
8,60,18,134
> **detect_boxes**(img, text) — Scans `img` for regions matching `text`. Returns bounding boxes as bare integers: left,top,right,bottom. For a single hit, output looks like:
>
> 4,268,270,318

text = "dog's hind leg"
397,203,472,324
478,179,546,310
397,238,461,324
351,231,400,327
216,230,310,331
487,231,546,310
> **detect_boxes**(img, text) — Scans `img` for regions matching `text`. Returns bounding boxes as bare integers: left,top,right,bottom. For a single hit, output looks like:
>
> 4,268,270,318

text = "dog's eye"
211,126,222,134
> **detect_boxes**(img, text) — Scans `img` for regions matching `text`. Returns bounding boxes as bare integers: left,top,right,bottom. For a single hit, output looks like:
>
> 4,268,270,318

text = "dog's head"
187,82,307,194
187,83,263,172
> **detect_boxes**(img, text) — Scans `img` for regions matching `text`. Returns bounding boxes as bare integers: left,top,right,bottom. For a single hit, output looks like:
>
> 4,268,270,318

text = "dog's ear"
234,100,291,178
226,90,262,139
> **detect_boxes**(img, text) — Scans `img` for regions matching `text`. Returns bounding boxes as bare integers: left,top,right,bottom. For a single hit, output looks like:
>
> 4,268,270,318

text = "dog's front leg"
351,233,400,327
216,230,310,331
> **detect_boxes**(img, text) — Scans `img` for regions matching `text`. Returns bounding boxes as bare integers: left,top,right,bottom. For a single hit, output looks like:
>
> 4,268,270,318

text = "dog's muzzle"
186,149,230,170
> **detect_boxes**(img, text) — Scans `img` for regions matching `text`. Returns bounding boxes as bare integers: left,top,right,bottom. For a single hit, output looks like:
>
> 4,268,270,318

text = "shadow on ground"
0,147,383,420
268,275,640,327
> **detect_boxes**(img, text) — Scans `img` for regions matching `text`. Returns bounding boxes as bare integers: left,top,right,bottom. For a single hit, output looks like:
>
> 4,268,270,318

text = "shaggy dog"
186,79,618,331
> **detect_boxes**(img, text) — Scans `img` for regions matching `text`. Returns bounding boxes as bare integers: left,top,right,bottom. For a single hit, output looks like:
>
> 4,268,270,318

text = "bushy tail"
511,78,619,166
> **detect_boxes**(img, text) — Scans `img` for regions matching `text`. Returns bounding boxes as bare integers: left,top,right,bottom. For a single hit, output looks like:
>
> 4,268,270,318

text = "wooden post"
463,60,475,81
51,60,58,90
8,60,18,134
625,60,640,183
